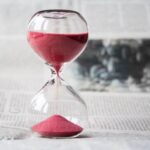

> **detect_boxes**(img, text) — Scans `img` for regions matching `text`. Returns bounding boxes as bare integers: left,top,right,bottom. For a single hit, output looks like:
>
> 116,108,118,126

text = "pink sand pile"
31,114,83,137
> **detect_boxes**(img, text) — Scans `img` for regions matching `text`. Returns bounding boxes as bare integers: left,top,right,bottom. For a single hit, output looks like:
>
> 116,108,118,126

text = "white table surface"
0,133,150,150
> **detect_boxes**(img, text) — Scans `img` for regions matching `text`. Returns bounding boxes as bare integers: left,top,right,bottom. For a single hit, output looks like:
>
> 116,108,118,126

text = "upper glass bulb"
27,9,88,72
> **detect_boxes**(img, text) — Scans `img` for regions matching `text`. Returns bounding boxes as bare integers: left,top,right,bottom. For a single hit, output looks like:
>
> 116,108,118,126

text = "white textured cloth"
0,133,150,150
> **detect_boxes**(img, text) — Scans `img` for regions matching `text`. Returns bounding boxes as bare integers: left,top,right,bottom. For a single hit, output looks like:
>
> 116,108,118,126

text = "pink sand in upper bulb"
31,114,83,137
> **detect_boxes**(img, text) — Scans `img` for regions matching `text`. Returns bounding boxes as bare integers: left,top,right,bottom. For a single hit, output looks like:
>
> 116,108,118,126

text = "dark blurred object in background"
73,39,150,92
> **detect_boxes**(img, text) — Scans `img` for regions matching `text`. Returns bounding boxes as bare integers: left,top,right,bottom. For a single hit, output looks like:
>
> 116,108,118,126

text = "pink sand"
31,114,83,137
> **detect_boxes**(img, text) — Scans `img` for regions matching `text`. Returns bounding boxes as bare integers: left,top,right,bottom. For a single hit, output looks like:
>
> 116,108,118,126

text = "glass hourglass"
27,10,88,138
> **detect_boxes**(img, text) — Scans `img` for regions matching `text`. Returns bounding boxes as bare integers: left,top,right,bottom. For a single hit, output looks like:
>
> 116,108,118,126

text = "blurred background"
0,0,150,93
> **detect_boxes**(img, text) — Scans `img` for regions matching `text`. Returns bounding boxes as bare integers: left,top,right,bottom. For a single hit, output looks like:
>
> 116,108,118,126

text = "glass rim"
29,9,87,24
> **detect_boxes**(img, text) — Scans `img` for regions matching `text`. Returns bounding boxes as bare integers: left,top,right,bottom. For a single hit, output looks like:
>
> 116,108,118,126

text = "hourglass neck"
49,63,62,77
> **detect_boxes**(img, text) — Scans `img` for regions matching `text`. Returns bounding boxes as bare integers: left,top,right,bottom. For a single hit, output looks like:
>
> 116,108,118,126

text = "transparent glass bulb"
28,66,88,138
27,9,88,138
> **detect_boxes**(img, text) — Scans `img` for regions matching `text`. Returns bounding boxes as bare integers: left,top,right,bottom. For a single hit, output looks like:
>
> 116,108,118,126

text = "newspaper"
1,0,150,139
77,0,150,39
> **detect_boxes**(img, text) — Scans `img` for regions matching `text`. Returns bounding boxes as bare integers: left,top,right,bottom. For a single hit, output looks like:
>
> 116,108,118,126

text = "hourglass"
27,10,88,138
